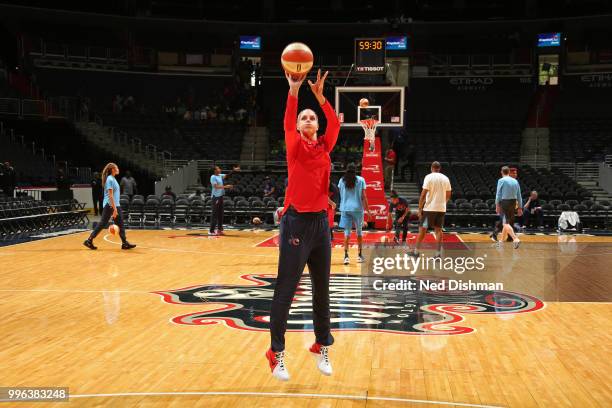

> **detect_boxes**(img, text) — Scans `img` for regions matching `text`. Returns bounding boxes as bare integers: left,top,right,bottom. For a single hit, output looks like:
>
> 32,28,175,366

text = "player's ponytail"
344,165,357,189
101,163,117,184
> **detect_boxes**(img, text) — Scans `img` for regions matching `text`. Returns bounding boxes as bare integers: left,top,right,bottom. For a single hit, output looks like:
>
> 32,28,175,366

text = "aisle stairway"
391,181,420,202
240,127,269,162
75,120,165,177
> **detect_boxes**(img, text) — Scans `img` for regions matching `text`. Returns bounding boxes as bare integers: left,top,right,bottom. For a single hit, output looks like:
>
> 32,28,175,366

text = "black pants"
210,196,224,232
92,194,103,216
270,208,334,352
523,208,543,227
89,204,127,243
394,217,409,241
384,165,394,189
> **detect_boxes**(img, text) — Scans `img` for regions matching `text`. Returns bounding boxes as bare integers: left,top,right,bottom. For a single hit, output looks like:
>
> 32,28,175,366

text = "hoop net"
360,118,379,140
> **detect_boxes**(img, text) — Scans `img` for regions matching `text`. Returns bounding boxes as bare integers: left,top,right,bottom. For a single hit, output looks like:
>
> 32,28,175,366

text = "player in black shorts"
387,191,410,245
495,166,523,249
490,167,519,242
411,162,452,258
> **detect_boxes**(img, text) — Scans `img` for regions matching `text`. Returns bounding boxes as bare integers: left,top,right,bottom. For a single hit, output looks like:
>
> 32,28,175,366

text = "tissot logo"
356,66,385,72
154,274,544,335
449,77,494,85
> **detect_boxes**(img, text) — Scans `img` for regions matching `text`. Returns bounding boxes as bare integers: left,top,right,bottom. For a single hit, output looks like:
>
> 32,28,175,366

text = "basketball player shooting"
266,68,340,382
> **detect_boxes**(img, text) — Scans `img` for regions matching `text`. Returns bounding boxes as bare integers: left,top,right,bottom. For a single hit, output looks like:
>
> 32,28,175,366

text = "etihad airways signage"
411,76,533,93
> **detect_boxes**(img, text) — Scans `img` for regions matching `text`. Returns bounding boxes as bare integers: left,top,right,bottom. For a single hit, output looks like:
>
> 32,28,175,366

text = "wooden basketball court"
1,230,610,407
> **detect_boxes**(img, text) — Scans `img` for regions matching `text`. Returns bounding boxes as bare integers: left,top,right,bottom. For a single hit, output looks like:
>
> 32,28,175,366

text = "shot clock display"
354,38,386,73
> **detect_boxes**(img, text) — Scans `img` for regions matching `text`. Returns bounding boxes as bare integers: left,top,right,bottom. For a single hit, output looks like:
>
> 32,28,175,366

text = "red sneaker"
265,348,289,381
309,343,332,376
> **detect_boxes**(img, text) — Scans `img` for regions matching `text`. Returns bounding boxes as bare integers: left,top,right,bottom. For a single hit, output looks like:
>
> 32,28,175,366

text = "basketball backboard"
335,86,404,128
358,106,381,122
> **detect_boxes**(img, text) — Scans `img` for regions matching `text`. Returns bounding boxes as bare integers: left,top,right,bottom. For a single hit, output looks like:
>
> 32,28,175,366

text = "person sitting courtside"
162,186,177,200
522,190,544,229
263,176,276,198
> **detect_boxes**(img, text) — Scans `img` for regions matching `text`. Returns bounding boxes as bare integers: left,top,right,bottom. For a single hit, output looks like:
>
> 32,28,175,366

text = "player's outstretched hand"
286,71,306,96
308,69,328,105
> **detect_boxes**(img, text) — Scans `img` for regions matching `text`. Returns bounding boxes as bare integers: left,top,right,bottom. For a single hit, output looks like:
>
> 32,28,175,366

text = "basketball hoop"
360,118,378,152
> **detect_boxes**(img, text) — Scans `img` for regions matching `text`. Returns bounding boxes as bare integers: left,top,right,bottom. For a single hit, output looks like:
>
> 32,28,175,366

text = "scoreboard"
354,38,386,73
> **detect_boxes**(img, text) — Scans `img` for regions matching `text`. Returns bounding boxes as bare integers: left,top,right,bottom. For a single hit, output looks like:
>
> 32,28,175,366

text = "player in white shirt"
411,161,452,258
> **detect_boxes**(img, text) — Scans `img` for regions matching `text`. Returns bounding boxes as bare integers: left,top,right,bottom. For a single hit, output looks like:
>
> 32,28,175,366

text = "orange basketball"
281,42,313,76
108,224,119,235
359,98,369,107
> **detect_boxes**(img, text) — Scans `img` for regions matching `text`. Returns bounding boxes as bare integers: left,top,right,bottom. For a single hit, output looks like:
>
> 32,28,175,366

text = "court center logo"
154,274,543,335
